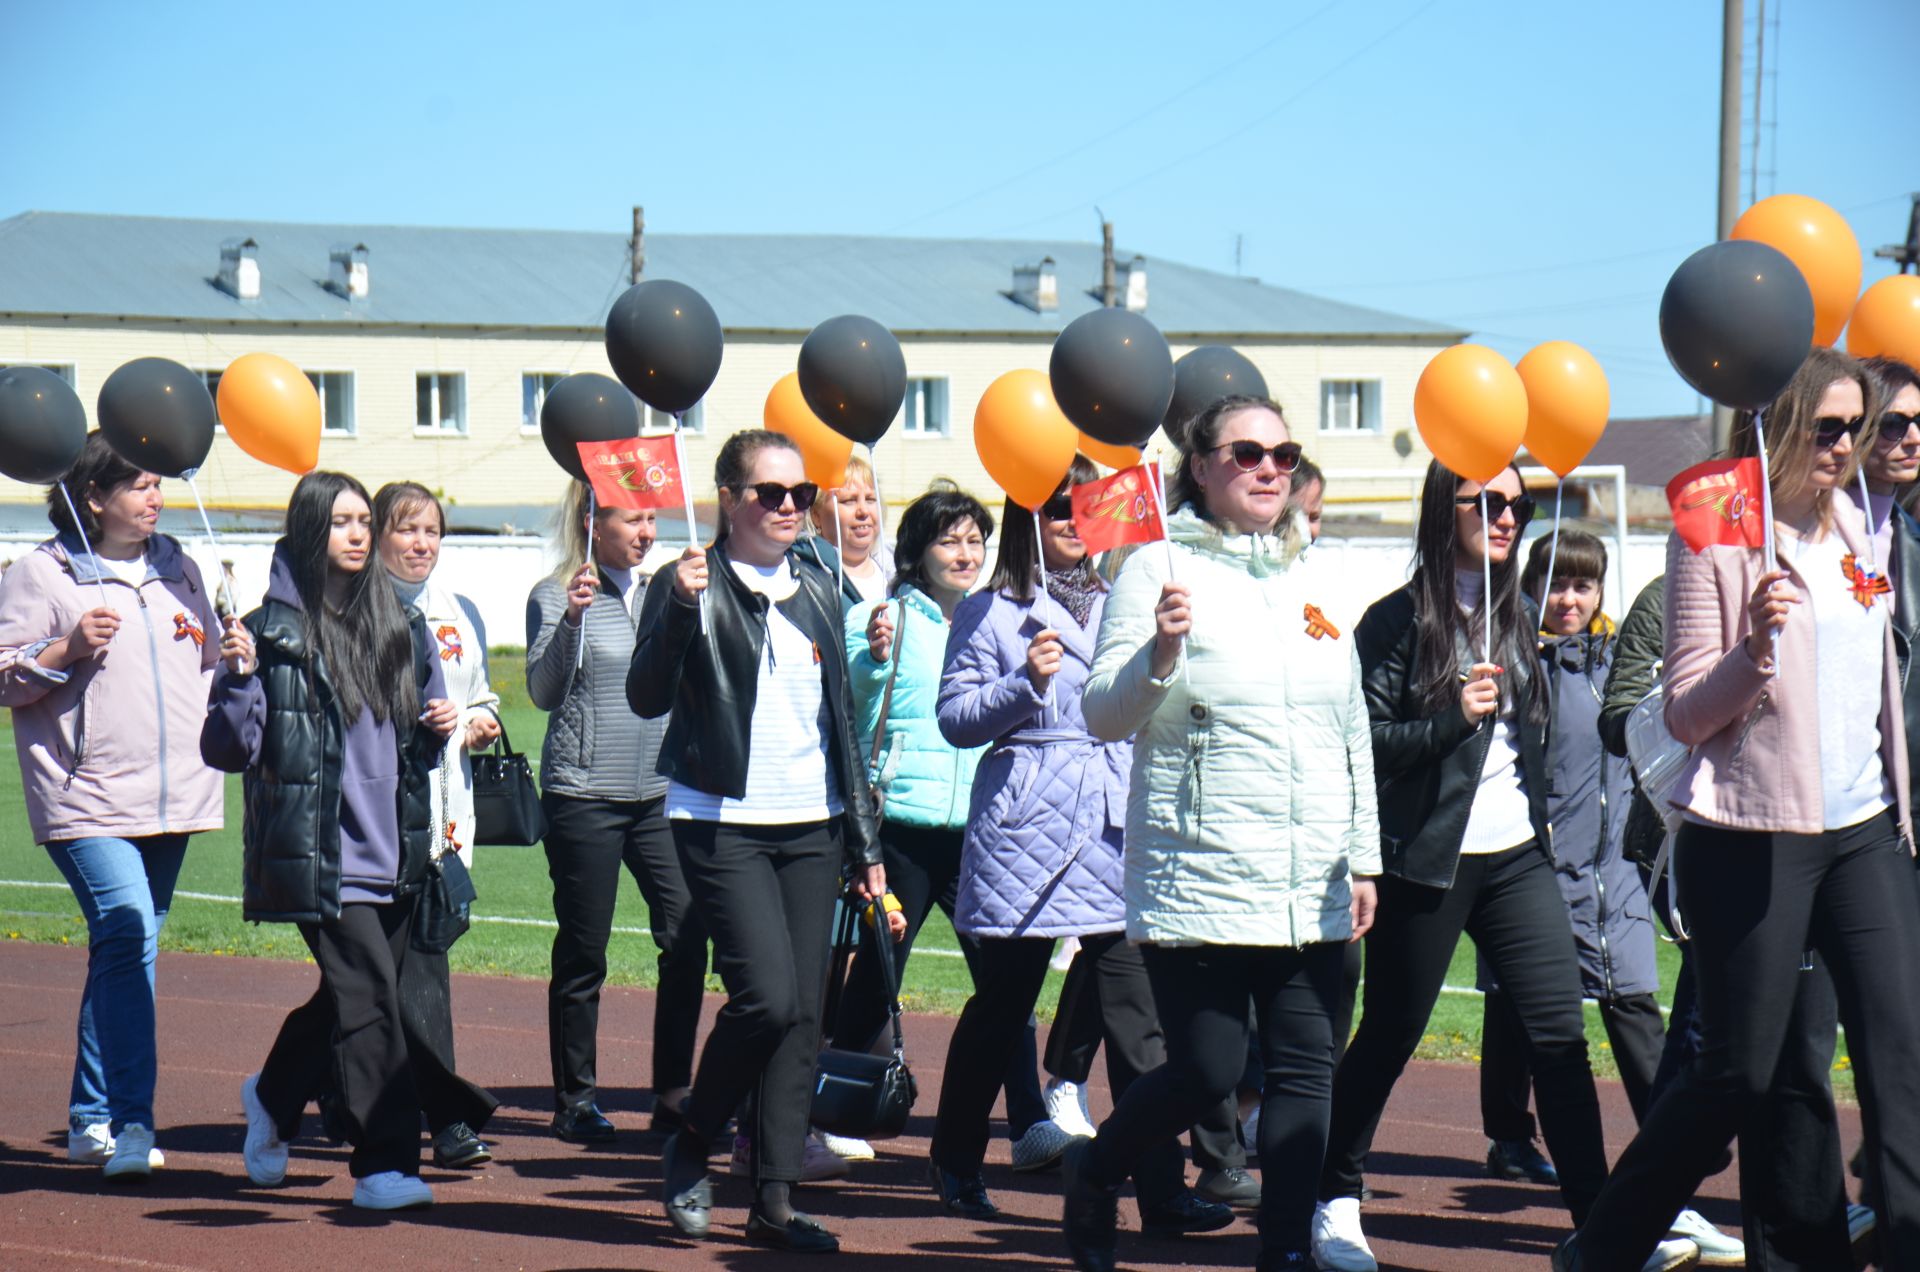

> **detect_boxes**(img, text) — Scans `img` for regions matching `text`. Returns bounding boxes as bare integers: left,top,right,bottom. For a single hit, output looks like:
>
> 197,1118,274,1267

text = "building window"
900,377,950,437
521,372,566,433
306,371,355,436
643,401,702,435
196,369,225,429
2,362,75,386
1321,379,1382,433
416,372,467,435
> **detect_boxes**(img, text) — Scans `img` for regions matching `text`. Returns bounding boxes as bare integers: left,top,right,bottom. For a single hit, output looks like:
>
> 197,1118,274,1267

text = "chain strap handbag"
810,895,918,1140
413,757,478,954
472,718,547,846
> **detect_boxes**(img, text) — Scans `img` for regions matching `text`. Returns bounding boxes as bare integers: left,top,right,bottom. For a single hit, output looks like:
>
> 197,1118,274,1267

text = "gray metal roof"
0,210,1461,341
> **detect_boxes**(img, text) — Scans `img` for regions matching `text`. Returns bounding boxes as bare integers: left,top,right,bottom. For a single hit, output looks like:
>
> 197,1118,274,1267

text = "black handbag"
471,721,547,846
411,849,477,954
811,895,918,1140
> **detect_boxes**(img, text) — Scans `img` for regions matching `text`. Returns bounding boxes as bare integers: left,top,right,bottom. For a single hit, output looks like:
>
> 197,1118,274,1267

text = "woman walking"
1558,348,1920,1271
0,433,223,1180
527,482,705,1141
631,429,884,1253
1062,398,1376,1272
206,471,456,1210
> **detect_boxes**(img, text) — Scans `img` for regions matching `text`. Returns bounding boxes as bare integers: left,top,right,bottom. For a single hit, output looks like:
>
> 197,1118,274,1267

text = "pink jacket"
1664,498,1912,841
0,534,224,843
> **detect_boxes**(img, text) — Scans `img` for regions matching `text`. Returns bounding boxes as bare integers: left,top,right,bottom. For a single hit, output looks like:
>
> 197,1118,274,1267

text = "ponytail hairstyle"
1408,460,1544,723
712,428,801,539
987,455,1102,602
282,471,418,727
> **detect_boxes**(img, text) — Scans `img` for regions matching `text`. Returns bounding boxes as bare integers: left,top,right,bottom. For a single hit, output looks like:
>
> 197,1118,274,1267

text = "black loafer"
745,1209,839,1254
1062,1138,1119,1272
1486,1137,1559,1185
432,1121,492,1168
1139,1190,1235,1238
928,1160,999,1218
551,1104,617,1143
649,1099,686,1136
1195,1165,1260,1207
660,1133,712,1239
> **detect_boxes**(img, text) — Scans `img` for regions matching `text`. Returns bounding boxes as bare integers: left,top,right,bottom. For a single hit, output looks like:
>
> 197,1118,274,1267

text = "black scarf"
1045,564,1100,629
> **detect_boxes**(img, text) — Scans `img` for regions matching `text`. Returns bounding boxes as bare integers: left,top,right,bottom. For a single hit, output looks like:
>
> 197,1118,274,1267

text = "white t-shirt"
100,553,147,587
845,558,889,605
600,564,647,617
667,558,840,825
1459,715,1536,854
1791,529,1892,829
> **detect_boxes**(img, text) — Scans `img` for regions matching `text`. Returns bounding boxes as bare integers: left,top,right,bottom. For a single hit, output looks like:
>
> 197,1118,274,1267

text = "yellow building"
0,212,1462,527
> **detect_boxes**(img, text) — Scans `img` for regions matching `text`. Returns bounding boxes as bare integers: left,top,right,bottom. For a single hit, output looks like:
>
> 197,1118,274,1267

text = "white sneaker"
1311,1196,1378,1272
103,1124,153,1182
351,1170,433,1210
801,1130,851,1181
1044,1079,1098,1139
1010,1119,1075,1173
815,1128,875,1162
1666,1208,1742,1267
68,1121,114,1164
1641,1237,1701,1272
240,1073,287,1186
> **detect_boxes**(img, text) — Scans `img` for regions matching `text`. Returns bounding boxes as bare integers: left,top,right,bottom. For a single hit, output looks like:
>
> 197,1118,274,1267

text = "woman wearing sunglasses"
628,428,884,1254
1563,349,1920,1272
1312,461,1663,1272
1065,396,1378,1272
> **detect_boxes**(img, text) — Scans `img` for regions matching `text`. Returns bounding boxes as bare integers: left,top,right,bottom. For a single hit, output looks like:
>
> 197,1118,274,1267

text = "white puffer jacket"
1083,508,1381,947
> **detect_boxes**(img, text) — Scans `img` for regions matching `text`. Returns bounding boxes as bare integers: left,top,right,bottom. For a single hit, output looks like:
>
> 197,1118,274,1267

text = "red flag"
576,436,682,510
1070,463,1166,557
1666,458,1766,554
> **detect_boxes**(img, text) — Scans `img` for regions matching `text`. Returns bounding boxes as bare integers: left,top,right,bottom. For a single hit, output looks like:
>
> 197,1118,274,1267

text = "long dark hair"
988,455,1102,601
283,471,417,727
1409,460,1543,722
1168,393,1289,525
890,481,993,597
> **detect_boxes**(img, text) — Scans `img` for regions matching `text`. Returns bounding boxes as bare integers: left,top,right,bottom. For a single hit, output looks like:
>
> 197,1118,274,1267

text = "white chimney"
217,237,260,301
328,242,370,300
1011,256,1058,312
1118,254,1148,312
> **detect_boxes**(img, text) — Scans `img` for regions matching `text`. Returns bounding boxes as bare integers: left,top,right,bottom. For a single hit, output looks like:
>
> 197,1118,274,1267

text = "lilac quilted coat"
936,586,1128,939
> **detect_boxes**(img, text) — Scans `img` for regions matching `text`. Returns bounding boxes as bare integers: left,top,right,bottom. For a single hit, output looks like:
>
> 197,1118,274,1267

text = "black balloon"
540,373,642,480
605,280,724,415
1163,346,1270,448
1660,240,1815,411
797,315,907,445
0,367,88,484
97,358,216,479
1050,309,1175,447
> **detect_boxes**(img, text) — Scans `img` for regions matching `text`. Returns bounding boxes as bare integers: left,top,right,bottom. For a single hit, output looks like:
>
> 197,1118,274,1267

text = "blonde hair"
548,480,599,581
808,452,877,537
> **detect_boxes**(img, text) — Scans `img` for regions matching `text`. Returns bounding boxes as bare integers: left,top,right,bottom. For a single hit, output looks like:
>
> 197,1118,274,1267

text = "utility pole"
629,206,645,285
1712,0,1743,454
1101,220,1117,308
1875,194,1920,275
1749,0,1764,208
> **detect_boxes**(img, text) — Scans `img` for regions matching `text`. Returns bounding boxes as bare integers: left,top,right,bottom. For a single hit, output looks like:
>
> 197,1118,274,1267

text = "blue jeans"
44,834,189,1133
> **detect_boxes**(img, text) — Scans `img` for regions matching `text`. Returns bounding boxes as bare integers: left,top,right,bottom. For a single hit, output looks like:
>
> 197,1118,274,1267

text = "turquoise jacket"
844,585,984,831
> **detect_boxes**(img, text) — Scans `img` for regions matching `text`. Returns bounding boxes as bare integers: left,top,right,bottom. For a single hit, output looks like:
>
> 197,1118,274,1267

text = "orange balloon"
1076,431,1142,469
1516,341,1610,478
1730,194,1863,347
216,353,321,474
1413,345,1528,483
764,372,852,490
1846,275,1920,367
975,370,1079,509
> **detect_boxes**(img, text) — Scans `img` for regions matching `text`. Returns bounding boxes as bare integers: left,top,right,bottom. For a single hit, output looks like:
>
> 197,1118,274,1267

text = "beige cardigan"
1663,494,1912,842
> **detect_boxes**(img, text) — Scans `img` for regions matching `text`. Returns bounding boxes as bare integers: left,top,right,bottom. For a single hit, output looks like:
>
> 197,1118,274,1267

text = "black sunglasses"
1813,415,1865,448
1211,440,1303,474
735,480,819,513
1455,490,1538,526
1877,412,1920,444
1040,495,1075,521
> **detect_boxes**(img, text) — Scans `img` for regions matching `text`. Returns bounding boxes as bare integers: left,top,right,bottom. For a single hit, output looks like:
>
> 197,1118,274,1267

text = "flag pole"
672,411,708,636
1480,488,1494,665
1750,409,1781,661
1150,460,1186,675
832,492,845,599
576,486,596,672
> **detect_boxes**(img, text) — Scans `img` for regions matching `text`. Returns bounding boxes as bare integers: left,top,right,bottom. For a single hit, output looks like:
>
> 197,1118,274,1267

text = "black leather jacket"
627,539,880,867
1355,583,1553,888
1889,504,1920,793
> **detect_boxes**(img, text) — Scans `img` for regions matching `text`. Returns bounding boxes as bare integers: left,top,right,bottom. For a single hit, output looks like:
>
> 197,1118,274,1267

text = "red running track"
0,943,1843,1271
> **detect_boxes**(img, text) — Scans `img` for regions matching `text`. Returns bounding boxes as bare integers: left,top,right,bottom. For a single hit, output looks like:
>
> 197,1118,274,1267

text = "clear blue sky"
3,0,1915,417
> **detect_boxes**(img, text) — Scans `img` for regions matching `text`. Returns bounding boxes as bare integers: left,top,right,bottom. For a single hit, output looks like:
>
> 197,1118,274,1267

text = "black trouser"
544,793,708,1109
1322,842,1607,1224
1480,989,1664,1140
1576,812,1920,1272
1046,934,1246,1171
398,943,499,1136
830,823,1045,1138
257,899,422,1178
1085,942,1346,1254
674,818,840,1185
934,933,1183,1203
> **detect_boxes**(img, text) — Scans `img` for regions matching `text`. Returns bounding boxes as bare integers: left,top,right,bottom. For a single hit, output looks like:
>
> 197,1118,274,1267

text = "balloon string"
577,486,596,673
56,482,112,611
1753,409,1780,666
1480,488,1493,666
1150,460,1186,678
185,474,234,618
1032,506,1055,726
1539,480,1564,630
673,412,708,636
832,492,845,599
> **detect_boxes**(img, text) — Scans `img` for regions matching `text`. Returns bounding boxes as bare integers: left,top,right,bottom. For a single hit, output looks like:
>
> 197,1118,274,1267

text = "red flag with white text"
1070,463,1166,557
576,436,682,511
1666,458,1767,554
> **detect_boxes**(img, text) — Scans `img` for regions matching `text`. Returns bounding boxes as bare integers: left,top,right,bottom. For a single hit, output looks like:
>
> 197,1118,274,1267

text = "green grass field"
0,653,1853,1094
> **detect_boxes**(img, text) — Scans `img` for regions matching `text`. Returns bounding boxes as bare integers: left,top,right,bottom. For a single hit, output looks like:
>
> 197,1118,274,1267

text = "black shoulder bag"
472,719,547,846
413,761,478,954
811,896,918,1139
